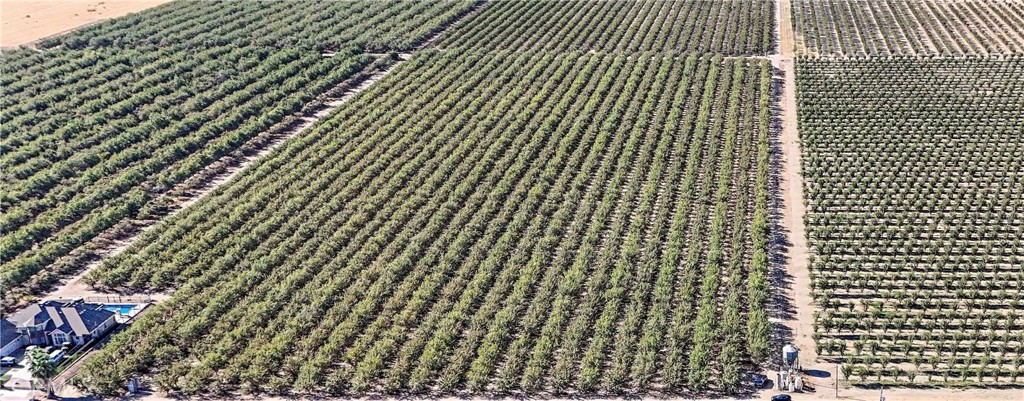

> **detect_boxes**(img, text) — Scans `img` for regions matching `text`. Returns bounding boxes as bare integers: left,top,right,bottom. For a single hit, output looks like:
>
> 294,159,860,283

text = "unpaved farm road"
771,0,818,372
1,0,168,47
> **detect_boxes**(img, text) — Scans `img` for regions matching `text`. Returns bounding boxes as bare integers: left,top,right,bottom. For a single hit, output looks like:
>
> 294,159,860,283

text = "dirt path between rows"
773,0,815,355
765,0,823,391
777,0,796,57
767,48,823,395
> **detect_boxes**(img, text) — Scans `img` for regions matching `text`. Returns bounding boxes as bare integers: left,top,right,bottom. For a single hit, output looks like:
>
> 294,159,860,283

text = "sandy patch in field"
1,0,168,47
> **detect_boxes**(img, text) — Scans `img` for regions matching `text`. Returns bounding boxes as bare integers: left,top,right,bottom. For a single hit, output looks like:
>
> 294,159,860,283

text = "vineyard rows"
0,0,474,298
79,51,773,396
792,0,1024,57
798,56,1024,385
438,0,774,55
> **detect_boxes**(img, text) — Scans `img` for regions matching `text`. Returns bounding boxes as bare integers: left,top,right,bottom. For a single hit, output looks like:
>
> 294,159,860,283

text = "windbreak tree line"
79,51,775,397
0,0,476,300
798,56,1024,385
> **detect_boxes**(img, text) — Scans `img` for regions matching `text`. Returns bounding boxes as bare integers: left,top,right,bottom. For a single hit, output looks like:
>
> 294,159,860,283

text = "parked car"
48,349,64,364
753,374,766,388
771,394,792,401
0,356,16,366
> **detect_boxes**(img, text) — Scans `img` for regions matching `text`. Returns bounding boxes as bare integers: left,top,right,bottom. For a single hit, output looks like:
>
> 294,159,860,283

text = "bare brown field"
1,0,167,47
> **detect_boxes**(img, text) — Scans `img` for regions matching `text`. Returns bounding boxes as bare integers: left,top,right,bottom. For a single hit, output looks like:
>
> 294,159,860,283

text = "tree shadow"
766,65,797,371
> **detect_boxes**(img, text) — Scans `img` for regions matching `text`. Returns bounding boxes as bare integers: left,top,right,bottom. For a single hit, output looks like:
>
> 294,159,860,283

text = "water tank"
782,344,799,366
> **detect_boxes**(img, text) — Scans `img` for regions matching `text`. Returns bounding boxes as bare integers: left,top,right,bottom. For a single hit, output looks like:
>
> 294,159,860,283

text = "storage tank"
782,344,799,367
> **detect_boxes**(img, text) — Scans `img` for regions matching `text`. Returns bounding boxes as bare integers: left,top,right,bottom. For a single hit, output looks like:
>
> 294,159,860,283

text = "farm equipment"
776,344,804,392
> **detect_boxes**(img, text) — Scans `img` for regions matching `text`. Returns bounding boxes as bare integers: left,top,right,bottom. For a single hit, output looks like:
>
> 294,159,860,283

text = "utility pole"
835,363,839,398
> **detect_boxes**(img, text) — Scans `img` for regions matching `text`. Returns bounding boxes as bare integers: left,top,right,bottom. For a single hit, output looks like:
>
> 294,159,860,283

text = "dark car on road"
771,394,792,401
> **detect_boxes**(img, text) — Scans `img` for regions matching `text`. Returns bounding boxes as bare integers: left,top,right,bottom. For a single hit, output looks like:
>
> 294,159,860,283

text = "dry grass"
1,0,167,47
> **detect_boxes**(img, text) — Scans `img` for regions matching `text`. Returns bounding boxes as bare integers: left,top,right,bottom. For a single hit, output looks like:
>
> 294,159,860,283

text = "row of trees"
841,363,1024,385
798,57,1024,384
40,0,476,52
1,0,483,297
0,45,373,293
793,0,1024,57
440,0,774,55
80,52,774,397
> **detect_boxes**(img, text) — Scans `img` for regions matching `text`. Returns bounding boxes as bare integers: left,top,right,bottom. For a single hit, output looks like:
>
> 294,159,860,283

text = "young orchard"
798,56,1024,386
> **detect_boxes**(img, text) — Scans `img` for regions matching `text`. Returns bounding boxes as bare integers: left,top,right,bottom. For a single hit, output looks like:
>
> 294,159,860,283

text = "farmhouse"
1,299,116,357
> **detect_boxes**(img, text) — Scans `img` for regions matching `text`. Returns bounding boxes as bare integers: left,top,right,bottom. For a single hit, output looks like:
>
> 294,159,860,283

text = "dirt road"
1,0,167,47
770,0,818,370
777,0,796,57
768,0,853,394
770,50,819,365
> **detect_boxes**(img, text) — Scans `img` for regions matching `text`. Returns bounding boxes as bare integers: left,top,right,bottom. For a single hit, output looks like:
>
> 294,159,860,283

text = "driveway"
1,348,37,391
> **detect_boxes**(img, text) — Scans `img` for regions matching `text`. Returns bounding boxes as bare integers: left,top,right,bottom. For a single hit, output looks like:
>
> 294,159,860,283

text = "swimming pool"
102,304,136,315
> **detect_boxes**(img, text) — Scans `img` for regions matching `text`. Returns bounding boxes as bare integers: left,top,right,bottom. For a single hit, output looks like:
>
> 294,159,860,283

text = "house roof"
8,304,49,327
5,300,114,337
44,306,65,328
1,320,20,348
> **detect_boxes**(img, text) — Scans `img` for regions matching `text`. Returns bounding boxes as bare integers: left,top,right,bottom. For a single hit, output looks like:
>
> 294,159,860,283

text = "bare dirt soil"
1,0,167,47
770,0,818,371
767,50,834,400
777,0,796,57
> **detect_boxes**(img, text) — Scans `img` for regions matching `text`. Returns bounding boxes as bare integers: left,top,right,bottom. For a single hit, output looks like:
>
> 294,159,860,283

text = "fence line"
56,295,154,304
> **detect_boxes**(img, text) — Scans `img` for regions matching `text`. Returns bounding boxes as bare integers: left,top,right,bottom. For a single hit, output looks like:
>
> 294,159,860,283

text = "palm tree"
27,347,57,399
